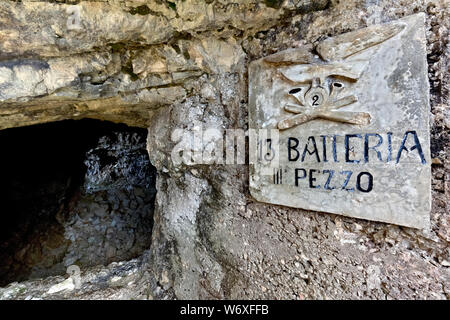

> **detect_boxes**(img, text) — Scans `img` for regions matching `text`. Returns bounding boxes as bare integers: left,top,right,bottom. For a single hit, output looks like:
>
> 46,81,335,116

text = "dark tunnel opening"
0,119,157,287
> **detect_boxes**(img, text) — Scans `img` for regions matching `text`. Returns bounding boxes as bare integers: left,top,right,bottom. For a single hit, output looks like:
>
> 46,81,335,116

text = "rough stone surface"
62,129,156,271
0,0,448,300
0,255,152,300
0,121,156,286
0,0,326,130
249,14,431,229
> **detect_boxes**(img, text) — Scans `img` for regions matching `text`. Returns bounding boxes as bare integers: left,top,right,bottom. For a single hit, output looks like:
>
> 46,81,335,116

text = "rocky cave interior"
0,119,157,287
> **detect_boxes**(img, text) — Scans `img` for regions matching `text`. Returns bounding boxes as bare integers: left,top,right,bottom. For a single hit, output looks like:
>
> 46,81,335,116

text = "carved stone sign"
249,13,431,228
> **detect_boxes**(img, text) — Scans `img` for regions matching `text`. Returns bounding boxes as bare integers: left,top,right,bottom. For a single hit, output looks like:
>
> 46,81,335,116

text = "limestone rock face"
0,0,448,299
0,0,325,130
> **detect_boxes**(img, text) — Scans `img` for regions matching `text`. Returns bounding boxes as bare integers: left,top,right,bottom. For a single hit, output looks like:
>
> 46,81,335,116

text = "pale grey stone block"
249,13,431,229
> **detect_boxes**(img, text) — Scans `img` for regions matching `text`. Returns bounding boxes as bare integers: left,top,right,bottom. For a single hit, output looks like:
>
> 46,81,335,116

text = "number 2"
312,95,319,106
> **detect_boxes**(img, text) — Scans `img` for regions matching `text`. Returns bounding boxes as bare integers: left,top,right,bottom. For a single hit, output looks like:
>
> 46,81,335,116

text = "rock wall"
0,0,448,299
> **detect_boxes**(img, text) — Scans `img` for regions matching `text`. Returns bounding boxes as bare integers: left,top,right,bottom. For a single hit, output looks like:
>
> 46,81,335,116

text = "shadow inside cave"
0,119,157,287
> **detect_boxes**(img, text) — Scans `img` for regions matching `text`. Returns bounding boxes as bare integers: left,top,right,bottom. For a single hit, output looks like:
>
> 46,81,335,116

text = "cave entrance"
0,119,157,287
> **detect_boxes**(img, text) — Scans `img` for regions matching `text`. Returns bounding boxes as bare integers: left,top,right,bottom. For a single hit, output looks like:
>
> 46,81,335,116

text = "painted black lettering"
364,133,383,163
288,137,300,161
265,138,275,161
309,169,320,188
273,168,282,185
386,132,393,162
323,169,335,190
320,135,328,163
312,95,319,106
340,170,354,191
396,130,426,164
295,168,307,187
345,134,362,163
332,135,339,162
356,172,373,192
301,136,321,162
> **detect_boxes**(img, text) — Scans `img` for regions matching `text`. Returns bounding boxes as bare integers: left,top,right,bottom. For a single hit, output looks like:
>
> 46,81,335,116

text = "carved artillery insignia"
249,14,431,229
263,23,406,130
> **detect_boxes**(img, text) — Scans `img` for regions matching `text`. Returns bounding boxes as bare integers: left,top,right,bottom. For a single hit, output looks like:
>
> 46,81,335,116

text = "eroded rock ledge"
0,0,327,129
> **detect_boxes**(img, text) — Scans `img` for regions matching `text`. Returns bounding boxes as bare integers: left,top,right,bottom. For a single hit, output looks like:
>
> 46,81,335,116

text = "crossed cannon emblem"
277,75,371,130
261,22,406,130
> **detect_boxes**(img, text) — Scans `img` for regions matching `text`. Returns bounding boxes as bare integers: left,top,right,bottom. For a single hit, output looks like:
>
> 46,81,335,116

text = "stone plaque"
249,13,431,228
